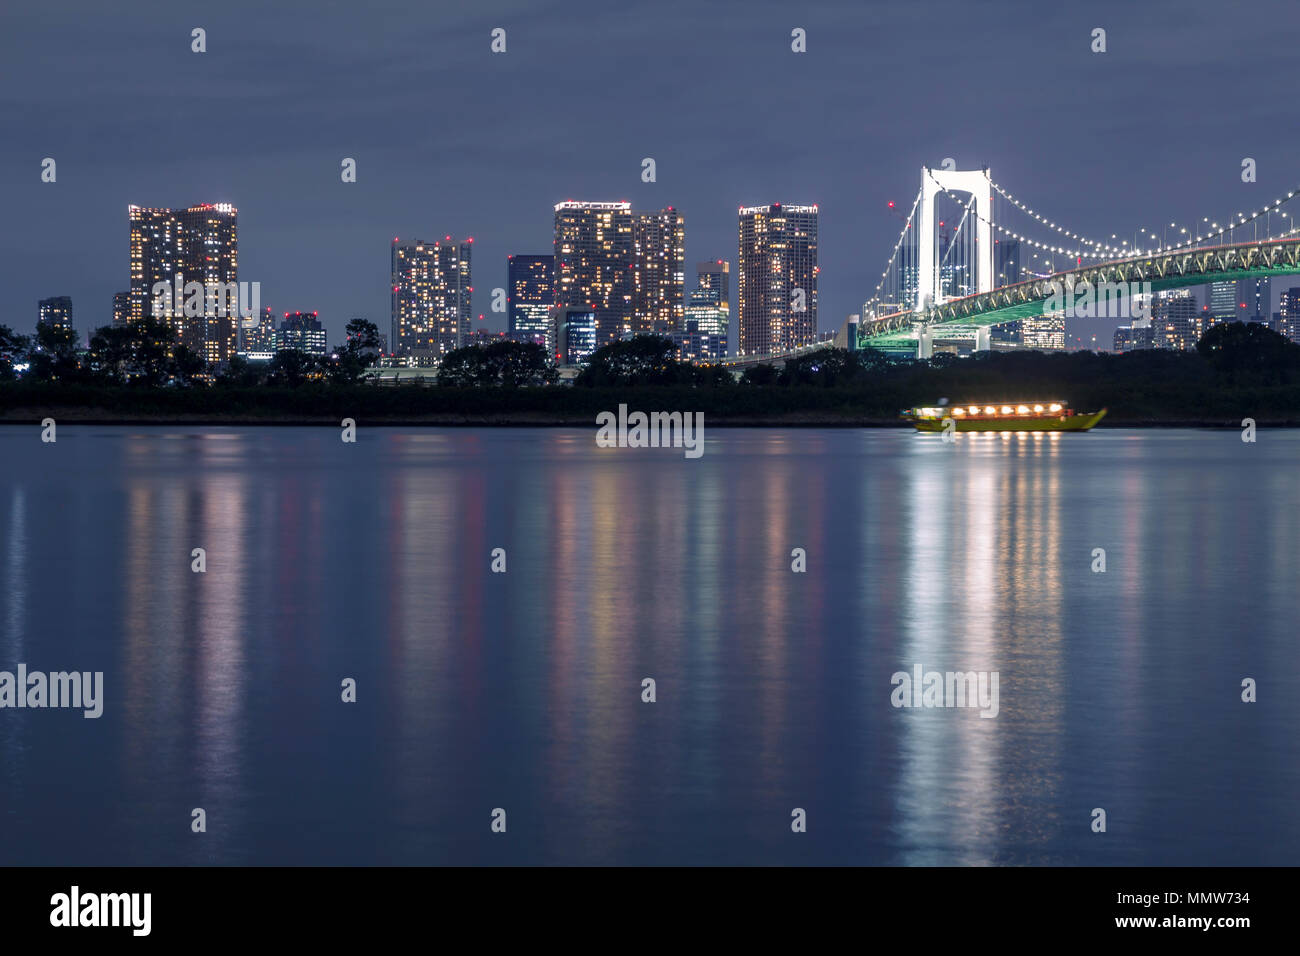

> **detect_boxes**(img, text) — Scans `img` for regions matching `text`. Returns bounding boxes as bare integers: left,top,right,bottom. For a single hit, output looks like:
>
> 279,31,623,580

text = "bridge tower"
916,166,994,313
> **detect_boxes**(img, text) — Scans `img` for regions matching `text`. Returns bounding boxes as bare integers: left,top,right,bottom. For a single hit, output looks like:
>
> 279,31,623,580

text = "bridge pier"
916,329,933,360
975,327,991,352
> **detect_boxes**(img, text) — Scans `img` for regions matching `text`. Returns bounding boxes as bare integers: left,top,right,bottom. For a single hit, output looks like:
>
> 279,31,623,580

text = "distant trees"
28,324,83,382
0,325,29,380
437,340,557,387
1196,321,1300,386
266,349,319,387
86,319,175,385
323,318,383,384
574,335,730,387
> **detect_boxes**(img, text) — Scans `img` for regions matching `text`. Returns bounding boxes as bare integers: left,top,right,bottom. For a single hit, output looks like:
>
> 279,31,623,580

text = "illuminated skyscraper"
553,201,684,346
684,260,730,357
179,203,239,365
38,296,73,332
1022,311,1066,350
1207,280,1236,323
629,207,685,336
507,254,554,345
128,206,183,324
128,202,239,365
239,307,277,359
391,237,473,362
1237,277,1270,323
554,201,634,348
112,291,129,327
1277,287,1300,343
737,204,818,355
277,312,327,356
1152,288,1199,350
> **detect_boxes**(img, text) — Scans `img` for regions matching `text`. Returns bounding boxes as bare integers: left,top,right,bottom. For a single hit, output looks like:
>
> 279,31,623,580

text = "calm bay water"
1,425,1297,866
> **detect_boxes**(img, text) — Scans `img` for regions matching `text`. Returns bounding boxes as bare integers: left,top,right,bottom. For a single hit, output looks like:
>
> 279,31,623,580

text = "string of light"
865,188,922,313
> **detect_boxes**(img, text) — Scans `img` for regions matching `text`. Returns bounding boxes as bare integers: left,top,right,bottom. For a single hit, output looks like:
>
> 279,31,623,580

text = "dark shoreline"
0,412,1285,428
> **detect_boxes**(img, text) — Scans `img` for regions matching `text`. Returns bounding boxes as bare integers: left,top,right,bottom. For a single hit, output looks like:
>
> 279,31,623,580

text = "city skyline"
8,0,1300,349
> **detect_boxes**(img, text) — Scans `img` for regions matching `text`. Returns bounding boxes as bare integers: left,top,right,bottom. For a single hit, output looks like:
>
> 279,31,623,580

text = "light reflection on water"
0,426,1297,865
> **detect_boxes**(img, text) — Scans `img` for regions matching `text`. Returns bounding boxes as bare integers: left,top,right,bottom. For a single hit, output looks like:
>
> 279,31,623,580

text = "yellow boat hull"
909,409,1108,432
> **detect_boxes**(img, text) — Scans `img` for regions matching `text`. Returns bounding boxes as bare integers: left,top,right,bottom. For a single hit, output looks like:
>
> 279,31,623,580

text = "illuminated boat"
901,401,1107,432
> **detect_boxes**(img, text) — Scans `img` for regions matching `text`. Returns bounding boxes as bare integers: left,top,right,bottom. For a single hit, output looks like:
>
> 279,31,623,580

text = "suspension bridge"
727,166,1300,365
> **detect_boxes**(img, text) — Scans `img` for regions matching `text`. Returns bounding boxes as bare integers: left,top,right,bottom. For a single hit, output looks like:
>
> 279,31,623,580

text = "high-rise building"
38,296,73,332
1152,288,1199,350
1114,322,1154,352
548,306,597,365
737,203,818,355
391,237,473,362
1022,311,1065,350
239,307,277,359
1237,276,1271,323
128,202,239,365
507,254,554,345
553,201,633,348
670,322,728,364
1277,287,1300,343
553,201,684,347
684,259,730,354
1207,280,1236,324
629,207,685,336
112,291,129,327
277,312,326,356
179,203,239,365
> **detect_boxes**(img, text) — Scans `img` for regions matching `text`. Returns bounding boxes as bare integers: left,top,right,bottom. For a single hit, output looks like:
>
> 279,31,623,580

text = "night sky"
4,0,1299,347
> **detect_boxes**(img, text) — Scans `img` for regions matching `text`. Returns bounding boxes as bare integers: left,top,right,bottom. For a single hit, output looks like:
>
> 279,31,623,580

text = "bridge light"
969,406,980,415
1001,406,1013,415
1033,404,1044,413
1049,403,1062,412
985,406,996,415
1017,405,1030,415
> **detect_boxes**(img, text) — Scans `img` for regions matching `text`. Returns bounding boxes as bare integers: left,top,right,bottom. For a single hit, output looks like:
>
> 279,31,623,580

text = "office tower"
112,291,129,327
128,202,239,364
1152,289,1199,350
1022,311,1066,350
629,207,685,336
38,296,73,331
548,306,597,365
553,201,684,346
507,254,554,345
669,322,728,363
685,259,730,349
1277,287,1300,343
1207,280,1236,323
995,239,1021,287
239,307,277,359
1236,276,1271,323
737,203,818,355
277,312,327,356
391,237,473,363
1114,323,1154,352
